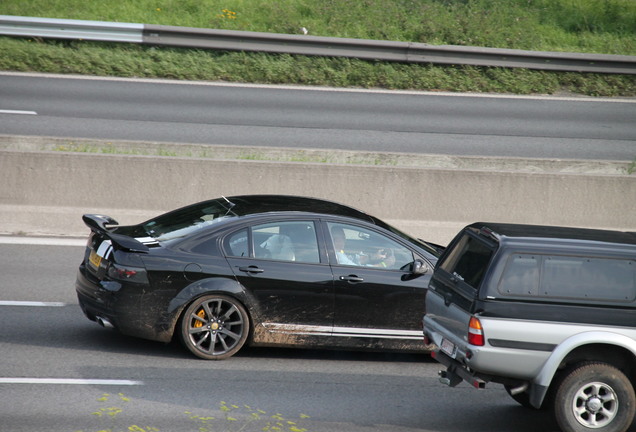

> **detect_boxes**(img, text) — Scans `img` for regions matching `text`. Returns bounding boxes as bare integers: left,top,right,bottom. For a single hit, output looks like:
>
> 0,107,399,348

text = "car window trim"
221,217,327,264
320,218,430,270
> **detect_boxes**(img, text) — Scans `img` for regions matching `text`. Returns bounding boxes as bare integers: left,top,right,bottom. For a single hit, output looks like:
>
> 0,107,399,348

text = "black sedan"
76,195,442,360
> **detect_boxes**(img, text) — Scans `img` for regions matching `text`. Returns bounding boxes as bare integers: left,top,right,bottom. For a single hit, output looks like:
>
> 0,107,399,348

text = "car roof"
468,222,636,247
221,195,442,256
219,194,382,223
111,194,442,258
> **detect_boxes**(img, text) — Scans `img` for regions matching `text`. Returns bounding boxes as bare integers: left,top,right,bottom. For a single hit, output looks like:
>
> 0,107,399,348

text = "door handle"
339,275,364,282
239,266,264,274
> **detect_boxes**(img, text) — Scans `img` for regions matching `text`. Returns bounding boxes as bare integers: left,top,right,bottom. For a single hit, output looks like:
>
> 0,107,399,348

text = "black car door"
224,219,335,335
325,221,431,340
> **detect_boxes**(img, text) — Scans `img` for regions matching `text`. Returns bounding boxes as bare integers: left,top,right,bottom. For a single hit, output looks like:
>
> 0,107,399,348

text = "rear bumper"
75,264,173,343
75,265,117,322
423,315,489,387
424,316,549,408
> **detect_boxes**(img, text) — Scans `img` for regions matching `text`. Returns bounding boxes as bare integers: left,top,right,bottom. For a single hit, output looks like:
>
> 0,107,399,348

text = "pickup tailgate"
423,228,495,360
424,275,475,360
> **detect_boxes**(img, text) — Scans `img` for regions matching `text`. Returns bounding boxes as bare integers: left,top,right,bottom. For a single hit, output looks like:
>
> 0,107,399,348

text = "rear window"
141,199,236,242
438,233,494,289
498,254,636,302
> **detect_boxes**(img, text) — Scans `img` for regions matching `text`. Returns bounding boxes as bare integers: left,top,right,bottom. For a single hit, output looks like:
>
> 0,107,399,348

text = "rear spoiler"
82,214,149,253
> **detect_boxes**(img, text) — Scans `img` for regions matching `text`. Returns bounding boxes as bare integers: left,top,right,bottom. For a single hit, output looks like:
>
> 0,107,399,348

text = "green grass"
1,0,635,96
3,0,635,52
80,393,311,432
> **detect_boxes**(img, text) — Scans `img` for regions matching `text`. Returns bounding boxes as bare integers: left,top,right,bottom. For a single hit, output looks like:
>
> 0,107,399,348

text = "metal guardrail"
0,15,143,43
2,15,635,74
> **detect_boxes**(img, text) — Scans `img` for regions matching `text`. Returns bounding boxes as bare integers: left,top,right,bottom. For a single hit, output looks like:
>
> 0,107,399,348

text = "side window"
498,255,540,296
253,221,320,263
326,222,414,270
498,254,636,302
541,256,635,302
439,233,494,289
225,228,248,257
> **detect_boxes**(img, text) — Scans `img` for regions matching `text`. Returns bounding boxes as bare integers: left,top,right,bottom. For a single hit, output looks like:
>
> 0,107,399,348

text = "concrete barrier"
1,136,634,245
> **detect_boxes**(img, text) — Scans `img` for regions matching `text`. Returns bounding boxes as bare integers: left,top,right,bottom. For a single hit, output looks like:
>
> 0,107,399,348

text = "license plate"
88,249,102,269
440,338,457,358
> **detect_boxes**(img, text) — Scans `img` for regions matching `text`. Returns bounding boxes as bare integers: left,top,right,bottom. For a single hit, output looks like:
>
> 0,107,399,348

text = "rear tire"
180,294,249,360
554,362,635,432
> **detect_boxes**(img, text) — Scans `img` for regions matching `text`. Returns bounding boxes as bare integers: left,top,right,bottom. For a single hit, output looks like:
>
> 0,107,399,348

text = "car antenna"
221,195,237,216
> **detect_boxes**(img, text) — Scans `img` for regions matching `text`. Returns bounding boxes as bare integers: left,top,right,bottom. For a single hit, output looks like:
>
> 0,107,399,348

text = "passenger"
367,247,395,268
331,227,358,266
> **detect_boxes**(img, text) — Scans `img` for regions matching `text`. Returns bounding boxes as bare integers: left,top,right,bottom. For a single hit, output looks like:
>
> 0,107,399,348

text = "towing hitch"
439,369,463,387
432,350,488,389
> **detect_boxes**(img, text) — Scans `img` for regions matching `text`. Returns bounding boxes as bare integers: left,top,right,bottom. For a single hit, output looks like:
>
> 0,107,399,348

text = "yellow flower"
219,9,237,19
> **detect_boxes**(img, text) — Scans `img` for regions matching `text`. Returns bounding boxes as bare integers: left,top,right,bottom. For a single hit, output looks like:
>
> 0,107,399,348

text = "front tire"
180,294,249,360
554,362,635,432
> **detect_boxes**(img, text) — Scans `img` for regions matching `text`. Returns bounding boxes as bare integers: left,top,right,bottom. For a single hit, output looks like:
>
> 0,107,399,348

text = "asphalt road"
1,72,635,161
0,240,576,432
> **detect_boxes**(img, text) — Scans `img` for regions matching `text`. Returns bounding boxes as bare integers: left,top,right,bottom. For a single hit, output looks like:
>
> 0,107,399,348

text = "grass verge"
5,136,630,174
1,38,634,96
0,0,635,96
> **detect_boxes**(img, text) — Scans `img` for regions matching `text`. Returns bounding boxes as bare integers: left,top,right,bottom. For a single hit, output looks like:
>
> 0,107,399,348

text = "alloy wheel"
181,295,249,360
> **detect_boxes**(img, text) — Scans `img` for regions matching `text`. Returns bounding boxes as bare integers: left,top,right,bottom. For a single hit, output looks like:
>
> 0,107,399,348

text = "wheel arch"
165,277,256,341
531,331,636,407
560,344,636,383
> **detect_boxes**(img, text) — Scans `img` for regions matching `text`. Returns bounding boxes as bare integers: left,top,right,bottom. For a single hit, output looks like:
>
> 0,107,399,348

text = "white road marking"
0,378,143,385
0,301,67,307
0,236,85,246
0,109,37,115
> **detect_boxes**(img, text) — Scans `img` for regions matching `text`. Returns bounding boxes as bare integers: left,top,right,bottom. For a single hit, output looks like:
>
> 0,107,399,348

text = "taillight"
468,317,485,346
107,263,148,284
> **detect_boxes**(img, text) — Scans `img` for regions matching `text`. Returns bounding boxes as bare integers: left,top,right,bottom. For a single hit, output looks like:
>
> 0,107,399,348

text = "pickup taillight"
468,317,485,346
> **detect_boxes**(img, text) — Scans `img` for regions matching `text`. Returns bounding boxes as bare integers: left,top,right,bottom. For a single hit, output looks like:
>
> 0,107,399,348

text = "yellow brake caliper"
193,308,206,328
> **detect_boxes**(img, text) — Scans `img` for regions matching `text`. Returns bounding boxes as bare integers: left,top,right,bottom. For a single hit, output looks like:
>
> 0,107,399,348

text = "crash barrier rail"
1,15,635,74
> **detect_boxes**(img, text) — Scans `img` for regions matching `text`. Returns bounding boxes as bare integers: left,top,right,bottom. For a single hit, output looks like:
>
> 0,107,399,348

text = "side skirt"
252,322,429,352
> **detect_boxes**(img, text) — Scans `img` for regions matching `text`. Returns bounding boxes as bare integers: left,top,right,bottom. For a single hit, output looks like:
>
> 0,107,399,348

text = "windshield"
141,198,236,242
376,222,442,258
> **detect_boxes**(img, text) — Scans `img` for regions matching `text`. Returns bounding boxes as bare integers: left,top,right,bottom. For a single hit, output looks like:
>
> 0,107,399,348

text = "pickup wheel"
554,362,635,432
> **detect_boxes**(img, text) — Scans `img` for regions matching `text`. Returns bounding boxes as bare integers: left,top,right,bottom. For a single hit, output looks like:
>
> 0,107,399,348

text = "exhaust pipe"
508,382,529,395
96,316,115,329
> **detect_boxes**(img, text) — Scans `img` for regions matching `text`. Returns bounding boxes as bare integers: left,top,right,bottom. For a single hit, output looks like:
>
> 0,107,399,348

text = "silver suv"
423,222,636,432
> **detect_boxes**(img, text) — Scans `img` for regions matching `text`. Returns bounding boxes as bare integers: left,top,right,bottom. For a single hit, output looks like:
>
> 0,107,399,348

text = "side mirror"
412,259,429,275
